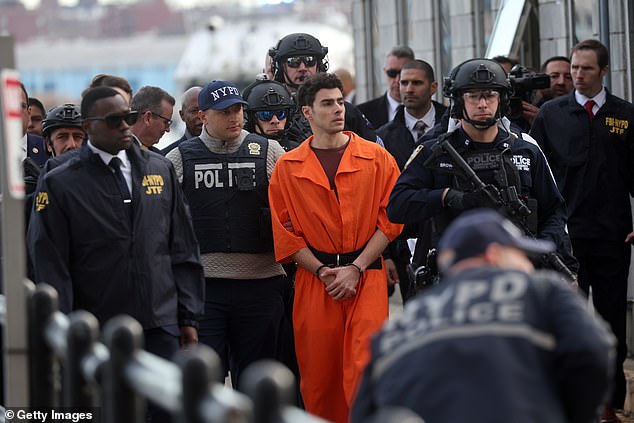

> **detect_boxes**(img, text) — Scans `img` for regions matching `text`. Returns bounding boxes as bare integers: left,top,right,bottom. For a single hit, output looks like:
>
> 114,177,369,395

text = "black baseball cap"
438,209,555,268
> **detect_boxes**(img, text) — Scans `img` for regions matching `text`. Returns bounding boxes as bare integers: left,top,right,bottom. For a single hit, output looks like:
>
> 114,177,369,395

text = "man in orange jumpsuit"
268,72,403,423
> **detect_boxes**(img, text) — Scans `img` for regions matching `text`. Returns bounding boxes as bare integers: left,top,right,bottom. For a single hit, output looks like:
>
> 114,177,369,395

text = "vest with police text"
179,134,272,253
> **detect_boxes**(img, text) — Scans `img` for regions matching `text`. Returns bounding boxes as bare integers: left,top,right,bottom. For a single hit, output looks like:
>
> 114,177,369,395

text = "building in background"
350,0,628,104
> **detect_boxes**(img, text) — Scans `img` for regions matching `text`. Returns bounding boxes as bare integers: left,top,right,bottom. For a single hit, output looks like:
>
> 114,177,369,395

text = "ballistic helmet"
242,79,294,137
243,79,294,111
443,58,511,126
41,104,82,139
269,33,329,83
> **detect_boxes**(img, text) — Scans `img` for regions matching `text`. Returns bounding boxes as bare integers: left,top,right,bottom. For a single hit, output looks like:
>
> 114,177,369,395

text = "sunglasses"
151,111,173,127
256,110,288,122
385,68,401,78
286,56,317,68
84,111,139,129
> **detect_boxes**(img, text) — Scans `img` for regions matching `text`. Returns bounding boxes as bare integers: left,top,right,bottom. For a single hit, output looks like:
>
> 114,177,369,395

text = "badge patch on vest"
465,152,501,171
142,174,164,195
35,191,49,212
247,142,262,156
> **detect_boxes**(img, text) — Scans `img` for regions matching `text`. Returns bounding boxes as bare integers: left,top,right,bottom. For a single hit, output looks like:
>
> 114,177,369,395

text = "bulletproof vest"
179,134,273,254
427,130,538,238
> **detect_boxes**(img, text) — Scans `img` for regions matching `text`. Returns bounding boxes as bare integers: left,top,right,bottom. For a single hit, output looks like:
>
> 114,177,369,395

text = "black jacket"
377,102,447,170
530,90,634,241
28,142,204,329
357,93,389,129
351,267,615,423
387,127,578,272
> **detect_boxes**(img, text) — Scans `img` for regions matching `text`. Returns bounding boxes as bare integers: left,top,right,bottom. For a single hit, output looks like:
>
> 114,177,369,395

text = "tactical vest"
427,130,538,237
179,135,273,254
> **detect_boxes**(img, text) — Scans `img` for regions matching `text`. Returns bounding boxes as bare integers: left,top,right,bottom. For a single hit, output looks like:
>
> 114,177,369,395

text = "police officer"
165,80,287,389
387,58,578,277
268,32,377,144
242,78,299,151
41,104,85,157
351,209,614,423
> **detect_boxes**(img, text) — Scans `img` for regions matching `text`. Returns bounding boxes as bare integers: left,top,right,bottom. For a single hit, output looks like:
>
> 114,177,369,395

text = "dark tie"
413,120,427,140
109,157,132,203
584,100,596,120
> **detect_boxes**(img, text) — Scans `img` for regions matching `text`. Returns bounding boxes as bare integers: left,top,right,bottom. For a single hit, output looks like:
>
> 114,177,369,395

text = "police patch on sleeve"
404,144,425,170
35,191,49,212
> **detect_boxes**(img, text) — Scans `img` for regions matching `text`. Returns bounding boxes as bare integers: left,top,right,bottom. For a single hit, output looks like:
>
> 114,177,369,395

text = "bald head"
180,86,203,137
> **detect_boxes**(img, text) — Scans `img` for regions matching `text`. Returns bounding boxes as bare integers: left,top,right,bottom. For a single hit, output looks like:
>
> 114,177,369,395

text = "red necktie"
585,100,596,120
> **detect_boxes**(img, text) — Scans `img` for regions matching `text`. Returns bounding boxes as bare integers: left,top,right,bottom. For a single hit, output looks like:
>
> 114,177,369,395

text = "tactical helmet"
269,33,329,83
41,104,82,139
243,79,294,112
242,79,294,138
443,58,511,125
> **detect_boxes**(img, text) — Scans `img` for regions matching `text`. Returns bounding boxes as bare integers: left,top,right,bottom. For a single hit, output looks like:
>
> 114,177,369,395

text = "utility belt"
309,246,383,270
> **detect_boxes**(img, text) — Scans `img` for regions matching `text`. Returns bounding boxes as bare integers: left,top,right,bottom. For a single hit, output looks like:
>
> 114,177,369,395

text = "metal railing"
27,283,327,423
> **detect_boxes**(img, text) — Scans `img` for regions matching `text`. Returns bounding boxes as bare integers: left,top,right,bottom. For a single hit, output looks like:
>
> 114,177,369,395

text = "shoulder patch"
404,144,425,170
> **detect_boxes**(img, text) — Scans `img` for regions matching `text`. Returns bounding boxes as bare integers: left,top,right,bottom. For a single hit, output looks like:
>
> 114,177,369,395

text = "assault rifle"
427,135,577,282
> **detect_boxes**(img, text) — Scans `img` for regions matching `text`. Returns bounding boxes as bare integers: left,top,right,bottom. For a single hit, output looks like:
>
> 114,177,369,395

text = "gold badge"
142,174,164,195
247,142,261,156
35,191,49,212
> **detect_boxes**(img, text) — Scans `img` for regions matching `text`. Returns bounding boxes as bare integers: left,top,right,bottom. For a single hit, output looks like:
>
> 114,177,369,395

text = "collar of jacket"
286,131,376,189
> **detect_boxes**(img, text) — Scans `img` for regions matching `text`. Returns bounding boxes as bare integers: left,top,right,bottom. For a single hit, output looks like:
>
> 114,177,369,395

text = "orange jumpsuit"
268,132,403,423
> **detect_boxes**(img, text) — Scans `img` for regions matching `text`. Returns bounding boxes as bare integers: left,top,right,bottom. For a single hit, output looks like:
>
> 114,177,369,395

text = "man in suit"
19,83,49,167
161,86,202,155
376,59,447,302
357,45,415,129
130,86,175,153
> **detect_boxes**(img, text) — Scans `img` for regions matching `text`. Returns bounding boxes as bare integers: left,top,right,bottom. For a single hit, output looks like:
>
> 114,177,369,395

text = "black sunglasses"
385,68,401,78
286,56,317,68
256,110,288,122
84,111,139,129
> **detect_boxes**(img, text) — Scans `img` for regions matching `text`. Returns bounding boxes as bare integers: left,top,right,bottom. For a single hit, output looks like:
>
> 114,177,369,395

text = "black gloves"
23,157,41,195
444,188,488,210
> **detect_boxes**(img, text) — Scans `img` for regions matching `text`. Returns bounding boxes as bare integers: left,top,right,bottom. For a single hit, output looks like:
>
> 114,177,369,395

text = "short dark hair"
540,56,570,72
20,82,28,100
85,74,133,98
570,39,609,69
81,86,120,117
402,59,436,81
297,73,344,108
28,97,45,114
131,86,175,115
492,55,519,68
388,45,415,60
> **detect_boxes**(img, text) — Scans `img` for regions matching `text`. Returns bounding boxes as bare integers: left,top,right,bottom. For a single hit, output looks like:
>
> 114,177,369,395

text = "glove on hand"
444,188,486,210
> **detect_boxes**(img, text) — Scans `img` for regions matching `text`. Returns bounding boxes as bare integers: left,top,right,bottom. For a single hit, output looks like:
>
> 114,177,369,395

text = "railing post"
175,345,222,423
65,310,100,407
102,315,145,423
27,283,59,407
240,360,296,423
